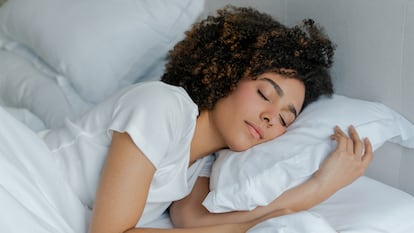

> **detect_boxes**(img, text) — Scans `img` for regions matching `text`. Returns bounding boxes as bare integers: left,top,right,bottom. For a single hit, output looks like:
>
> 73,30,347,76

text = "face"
209,72,305,152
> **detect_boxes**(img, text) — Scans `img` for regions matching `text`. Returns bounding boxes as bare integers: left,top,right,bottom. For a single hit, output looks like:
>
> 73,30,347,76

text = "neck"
190,110,225,165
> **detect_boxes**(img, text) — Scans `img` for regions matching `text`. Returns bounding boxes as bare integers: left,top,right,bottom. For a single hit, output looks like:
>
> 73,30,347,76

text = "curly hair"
161,6,335,111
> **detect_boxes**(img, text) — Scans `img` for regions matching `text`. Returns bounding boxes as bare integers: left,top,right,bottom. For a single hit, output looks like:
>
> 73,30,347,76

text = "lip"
245,121,264,140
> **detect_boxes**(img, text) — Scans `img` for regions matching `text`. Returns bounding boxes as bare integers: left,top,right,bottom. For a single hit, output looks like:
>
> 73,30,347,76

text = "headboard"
204,0,414,196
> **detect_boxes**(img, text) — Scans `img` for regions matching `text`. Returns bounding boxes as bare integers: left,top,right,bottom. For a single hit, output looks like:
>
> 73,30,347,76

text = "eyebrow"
261,77,284,97
260,77,298,118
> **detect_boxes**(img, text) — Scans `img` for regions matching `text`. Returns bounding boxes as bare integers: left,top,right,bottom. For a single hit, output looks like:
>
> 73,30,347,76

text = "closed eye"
279,114,287,127
257,90,269,101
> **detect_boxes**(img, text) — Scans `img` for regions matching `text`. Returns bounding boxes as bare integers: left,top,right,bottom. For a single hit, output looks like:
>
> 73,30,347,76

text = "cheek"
233,90,261,114
267,126,287,141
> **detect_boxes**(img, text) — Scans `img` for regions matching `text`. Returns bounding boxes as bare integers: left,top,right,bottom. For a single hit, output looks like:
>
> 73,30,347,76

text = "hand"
313,125,373,195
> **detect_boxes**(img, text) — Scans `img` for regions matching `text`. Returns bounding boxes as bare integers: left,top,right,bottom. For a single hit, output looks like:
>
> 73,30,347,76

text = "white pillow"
1,40,93,119
1,106,46,132
0,49,75,129
0,0,204,103
203,95,414,213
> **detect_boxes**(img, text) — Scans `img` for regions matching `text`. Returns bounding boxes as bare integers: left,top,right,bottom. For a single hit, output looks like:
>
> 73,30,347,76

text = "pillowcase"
203,94,414,213
0,0,204,103
1,106,46,132
0,49,75,129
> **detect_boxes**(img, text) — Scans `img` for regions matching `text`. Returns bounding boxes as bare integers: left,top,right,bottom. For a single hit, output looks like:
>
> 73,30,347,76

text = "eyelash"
279,114,287,127
258,89,288,127
257,90,269,101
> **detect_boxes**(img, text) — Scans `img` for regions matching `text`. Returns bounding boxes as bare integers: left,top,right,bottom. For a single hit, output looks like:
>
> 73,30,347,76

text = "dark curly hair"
161,6,335,111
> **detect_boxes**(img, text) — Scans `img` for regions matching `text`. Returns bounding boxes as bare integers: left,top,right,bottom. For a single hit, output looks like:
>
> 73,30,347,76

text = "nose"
261,112,276,127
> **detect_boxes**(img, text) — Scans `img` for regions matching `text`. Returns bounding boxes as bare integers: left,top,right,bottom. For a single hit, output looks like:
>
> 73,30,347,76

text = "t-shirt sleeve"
108,83,197,169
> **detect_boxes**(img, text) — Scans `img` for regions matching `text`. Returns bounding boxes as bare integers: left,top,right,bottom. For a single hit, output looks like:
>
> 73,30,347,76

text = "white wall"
201,0,286,21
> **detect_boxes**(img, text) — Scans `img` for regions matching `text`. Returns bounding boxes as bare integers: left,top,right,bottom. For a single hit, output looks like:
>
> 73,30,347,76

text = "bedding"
0,0,204,104
253,176,414,233
3,97,413,233
0,107,89,233
1,105,413,233
1,105,46,132
310,176,414,233
0,49,76,129
0,42,93,122
1,0,414,232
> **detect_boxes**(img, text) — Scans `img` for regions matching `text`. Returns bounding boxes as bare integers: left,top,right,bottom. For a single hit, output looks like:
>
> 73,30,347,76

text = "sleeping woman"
37,6,373,233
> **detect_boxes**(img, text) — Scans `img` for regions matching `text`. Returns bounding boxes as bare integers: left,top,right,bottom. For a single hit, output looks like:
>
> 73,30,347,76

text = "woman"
39,6,372,233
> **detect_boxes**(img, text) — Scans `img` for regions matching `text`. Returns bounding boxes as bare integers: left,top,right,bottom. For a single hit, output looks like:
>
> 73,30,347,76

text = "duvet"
0,107,89,233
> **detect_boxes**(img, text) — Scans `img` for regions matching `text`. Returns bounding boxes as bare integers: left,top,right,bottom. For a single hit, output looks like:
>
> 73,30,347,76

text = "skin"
88,72,373,233
189,72,305,163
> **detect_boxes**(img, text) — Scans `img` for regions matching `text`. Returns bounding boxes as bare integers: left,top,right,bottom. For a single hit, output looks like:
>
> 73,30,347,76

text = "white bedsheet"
251,176,414,233
311,176,414,233
253,175,414,233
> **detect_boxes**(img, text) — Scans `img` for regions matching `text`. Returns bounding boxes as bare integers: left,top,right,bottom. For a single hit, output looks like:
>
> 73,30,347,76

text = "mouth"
245,121,264,140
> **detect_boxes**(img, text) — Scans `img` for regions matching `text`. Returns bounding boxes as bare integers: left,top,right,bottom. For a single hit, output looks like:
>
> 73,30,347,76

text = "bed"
0,0,413,232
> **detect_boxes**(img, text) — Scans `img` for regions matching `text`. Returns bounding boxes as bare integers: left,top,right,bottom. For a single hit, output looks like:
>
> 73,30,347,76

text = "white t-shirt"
39,81,214,226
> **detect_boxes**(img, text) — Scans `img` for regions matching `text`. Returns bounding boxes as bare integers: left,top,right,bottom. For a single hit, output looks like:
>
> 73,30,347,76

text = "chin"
227,141,254,152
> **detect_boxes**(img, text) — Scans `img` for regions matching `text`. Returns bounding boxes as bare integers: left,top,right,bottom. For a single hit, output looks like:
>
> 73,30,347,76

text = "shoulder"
119,81,197,112
111,81,199,131
108,82,198,168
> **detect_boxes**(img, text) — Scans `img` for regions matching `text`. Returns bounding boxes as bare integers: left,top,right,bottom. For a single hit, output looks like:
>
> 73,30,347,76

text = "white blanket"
0,107,89,233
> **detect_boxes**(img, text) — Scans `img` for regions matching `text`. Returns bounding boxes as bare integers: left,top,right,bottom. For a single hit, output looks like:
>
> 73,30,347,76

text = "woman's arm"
170,125,373,228
88,132,156,233
89,132,283,233
126,209,289,233
169,177,294,228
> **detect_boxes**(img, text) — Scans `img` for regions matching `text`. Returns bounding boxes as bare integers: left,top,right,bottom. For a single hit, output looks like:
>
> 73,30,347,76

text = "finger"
335,125,348,137
346,134,354,154
331,132,348,152
349,126,363,155
342,126,354,153
362,138,373,166
330,126,346,140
